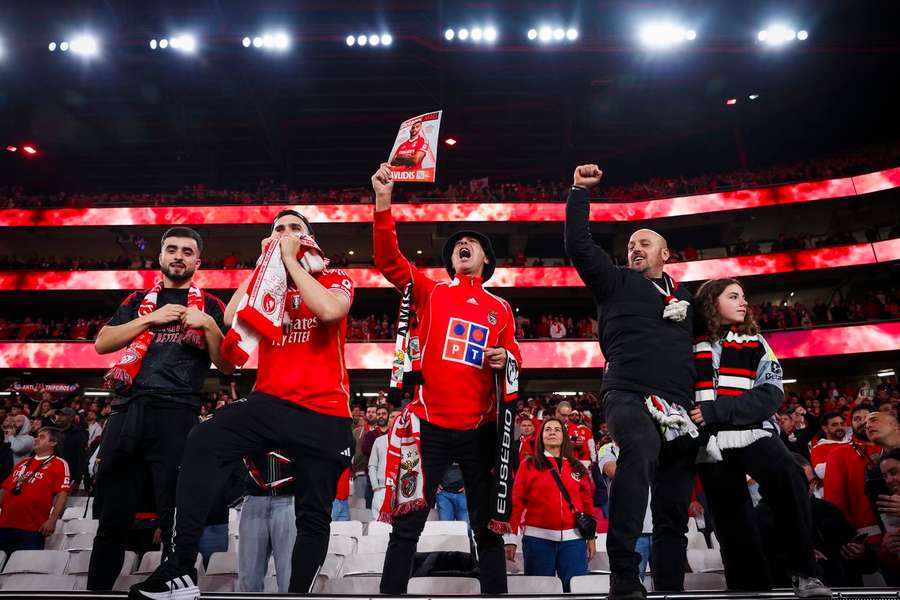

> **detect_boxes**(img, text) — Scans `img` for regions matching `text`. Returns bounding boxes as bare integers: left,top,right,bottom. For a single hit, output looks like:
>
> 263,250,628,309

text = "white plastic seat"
44,534,67,551
588,552,610,573
61,506,88,521
422,520,468,536
356,535,389,554
408,576,481,595
321,576,382,594
0,573,78,590
63,519,99,536
684,572,727,591
366,521,392,536
570,574,610,593
65,533,95,551
199,574,236,592
2,550,69,574
263,576,278,593
687,548,724,573
507,575,563,594
205,552,238,575
113,575,145,591
134,551,162,575
330,520,364,538
327,534,358,556
350,508,373,522
505,553,523,574
320,554,344,579
417,534,470,553
64,550,138,576
341,553,385,576
349,497,366,509
687,531,710,550
67,496,90,509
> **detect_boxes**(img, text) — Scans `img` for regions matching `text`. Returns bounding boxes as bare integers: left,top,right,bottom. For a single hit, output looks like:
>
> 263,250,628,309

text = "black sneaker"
128,560,200,600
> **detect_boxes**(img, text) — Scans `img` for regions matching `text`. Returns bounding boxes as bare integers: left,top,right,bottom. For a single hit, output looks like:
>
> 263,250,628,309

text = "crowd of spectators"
4,143,899,210
3,288,895,342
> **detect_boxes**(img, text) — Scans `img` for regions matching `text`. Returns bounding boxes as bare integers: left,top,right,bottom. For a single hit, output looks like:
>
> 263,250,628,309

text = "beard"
854,426,869,442
377,418,388,427
161,263,195,284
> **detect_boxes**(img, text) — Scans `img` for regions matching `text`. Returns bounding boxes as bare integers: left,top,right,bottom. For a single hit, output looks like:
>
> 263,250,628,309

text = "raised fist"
573,164,603,190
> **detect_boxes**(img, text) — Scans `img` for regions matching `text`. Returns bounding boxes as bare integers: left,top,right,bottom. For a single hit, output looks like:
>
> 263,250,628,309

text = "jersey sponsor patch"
442,317,489,368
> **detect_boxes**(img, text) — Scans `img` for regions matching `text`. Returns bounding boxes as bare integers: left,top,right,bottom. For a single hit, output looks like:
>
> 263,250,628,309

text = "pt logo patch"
443,318,489,368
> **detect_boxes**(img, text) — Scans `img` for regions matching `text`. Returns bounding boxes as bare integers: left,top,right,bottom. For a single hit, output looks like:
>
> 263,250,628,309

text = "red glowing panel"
0,323,897,371
1,241,896,292
1,166,897,227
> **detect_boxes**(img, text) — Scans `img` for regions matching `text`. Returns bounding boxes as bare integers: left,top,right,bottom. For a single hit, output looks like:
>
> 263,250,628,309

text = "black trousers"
604,390,695,592
380,420,507,595
698,434,817,590
168,392,352,593
87,403,198,590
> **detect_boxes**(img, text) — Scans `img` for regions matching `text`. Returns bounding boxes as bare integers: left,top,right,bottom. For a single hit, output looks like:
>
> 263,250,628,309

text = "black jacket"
58,425,89,489
565,187,695,406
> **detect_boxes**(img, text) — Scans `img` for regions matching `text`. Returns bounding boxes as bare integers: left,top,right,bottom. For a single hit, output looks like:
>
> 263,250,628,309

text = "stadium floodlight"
380,34,392,46
527,29,537,40
150,39,158,49
346,35,356,46
531,24,577,44
484,26,497,42
159,38,169,49
757,24,799,46
446,25,497,44
70,34,99,57
445,29,455,41
458,28,469,41
368,34,380,46
797,30,808,41
242,36,251,48
639,22,696,48
471,27,483,41
538,26,552,42
357,34,367,46
566,28,578,41
553,28,564,41
725,98,737,106
245,31,290,51
48,42,57,52
168,34,197,54
253,36,263,48
749,93,760,100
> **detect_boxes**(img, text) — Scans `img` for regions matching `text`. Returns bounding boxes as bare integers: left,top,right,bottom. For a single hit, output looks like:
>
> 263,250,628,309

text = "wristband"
571,185,588,192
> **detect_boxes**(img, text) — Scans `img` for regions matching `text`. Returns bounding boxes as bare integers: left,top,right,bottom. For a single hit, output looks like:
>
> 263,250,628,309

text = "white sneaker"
792,576,832,598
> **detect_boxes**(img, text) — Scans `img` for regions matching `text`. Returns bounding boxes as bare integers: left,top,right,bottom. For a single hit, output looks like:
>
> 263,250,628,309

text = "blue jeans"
522,535,588,592
635,534,651,582
436,490,469,524
0,528,44,556
198,523,229,568
238,495,297,593
331,499,350,521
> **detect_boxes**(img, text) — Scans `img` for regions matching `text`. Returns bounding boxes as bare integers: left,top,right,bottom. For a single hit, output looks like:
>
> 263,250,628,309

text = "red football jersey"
255,268,354,418
393,136,427,167
0,455,70,533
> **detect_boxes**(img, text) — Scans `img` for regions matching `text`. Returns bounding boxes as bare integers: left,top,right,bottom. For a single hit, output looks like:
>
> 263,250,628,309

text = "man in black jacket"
565,164,695,600
54,408,88,493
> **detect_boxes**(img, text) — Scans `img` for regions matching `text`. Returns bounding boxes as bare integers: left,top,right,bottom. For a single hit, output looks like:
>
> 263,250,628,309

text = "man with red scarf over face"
88,227,231,591
371,163,522,595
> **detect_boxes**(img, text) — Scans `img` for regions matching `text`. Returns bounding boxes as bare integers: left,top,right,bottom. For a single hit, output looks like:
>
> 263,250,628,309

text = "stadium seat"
687,531,710,549
61,506,88,521
266,556,276,576
327,534,358,556
570,574,610,593
408,576,481,595
349,496,366,509
320,554,345,579
136,551,204,576
205,552,238,575
588,552,610,573
330,520,364,537
0,573,78,591
341,553,385,576
199,574,236,592
505,553,523,574
684,572,727,591
687,548,724,573
44,533,67,550
427,508,440,521
113,575,145,591
350,508,374,522
0,551,4,570
366,520,392,536
67,496,90,509
507,575,563,594
320,576,383,594
65,533,95,551
64,550,138,576
356,535,389,554
2,550,69,574
263,576,278,593
417,534,470,553
63,518,99,536
227,534,239,552
422,520,468,536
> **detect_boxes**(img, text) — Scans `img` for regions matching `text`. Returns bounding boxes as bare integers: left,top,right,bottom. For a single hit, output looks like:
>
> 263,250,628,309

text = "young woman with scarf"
504,418,597,592
689,278,831,598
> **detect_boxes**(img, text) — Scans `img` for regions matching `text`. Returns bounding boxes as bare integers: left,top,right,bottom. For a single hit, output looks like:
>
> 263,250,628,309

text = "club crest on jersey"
409,336,421,361
488,311,498,325
290,294,301,310
263,293,277,315
443,318,489,368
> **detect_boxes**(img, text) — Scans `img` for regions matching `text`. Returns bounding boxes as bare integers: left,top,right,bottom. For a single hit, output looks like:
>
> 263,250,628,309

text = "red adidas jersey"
393,136,427,167
823,440,883,542
255,268,354,418
0,455,70,532
810,439,845,479
373,208,523,430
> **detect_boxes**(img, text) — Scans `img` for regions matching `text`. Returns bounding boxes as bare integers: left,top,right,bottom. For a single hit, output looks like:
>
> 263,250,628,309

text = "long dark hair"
530,417,589,477
694,278,760,342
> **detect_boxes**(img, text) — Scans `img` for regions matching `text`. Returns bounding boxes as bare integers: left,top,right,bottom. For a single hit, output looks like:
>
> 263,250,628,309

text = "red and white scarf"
378,407,426,522
103,280,205,392
221,233,324,366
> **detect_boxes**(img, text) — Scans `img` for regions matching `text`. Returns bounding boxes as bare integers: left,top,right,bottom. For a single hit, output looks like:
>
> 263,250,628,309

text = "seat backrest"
2,550,70,575
329,520,364,537
61,506,87,521
356,535,389,554
340,553,385,576
569,574,610,594
366,521,392,536
321,576,382,594
199,574,236,592
506,575,563,594
113,575,145,592
417,534,470,554
422,520,468,536
319,554,344,579
43,534,67,551
0,573,78,591
588,552,610,573
684,572,727,591
326,534,358,556
135,551,162,575
686,531,710,550
63,519,99,536
687,548,724,573
65,533,95,551
121,551,138,575
349,508,373,523
64,551,92,575
205,552,238,575
407,576,481,595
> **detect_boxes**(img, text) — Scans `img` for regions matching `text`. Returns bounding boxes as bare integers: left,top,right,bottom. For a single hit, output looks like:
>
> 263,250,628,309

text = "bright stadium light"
368,34,380,46
48,42,57,52
380,33,392,46
538,26,552,42
471,27,483,41
246,31,290,51
639,22,696,48
70,34,99,57
242,36,251,48
165,34,197,54
527,29,537,40
159,38,169,49
447,25,497,44
553,28,564,41
150,39,158,49
346,35,356,46
253,36,263,48
566,28,578,41
445,29,455,41
758,24,800,46
797,30,809,41
458,28,469,41
59,41,70,52
531,24,577,44
357,34,367,46
484,26,497,42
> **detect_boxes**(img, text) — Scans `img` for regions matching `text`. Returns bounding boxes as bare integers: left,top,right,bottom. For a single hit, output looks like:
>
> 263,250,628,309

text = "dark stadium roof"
2,0,900,191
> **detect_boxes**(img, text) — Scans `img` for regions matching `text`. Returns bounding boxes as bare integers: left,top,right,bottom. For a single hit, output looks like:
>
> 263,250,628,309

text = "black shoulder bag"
549,466,597,540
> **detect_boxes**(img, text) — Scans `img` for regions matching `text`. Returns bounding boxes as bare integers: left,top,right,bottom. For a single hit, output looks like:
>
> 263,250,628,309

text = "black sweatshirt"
564,187,695,407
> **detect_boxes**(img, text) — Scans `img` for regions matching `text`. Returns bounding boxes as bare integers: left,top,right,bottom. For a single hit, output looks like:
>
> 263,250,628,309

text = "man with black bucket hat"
371,163,522,595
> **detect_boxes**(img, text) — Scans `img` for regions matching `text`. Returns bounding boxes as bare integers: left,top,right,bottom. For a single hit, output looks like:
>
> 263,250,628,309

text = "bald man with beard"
565,165,696,600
